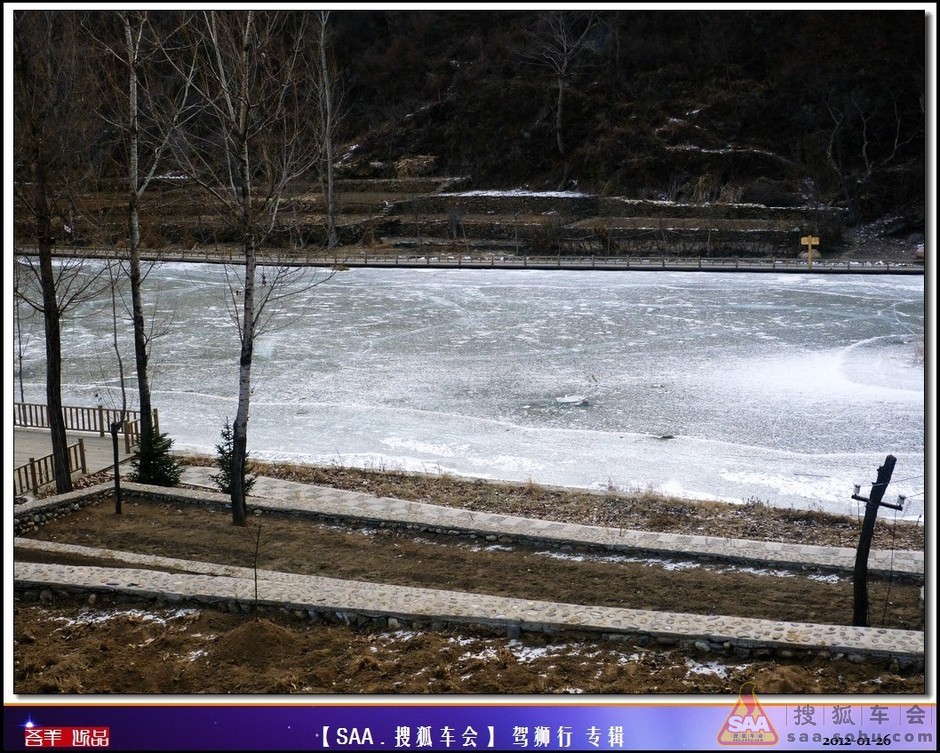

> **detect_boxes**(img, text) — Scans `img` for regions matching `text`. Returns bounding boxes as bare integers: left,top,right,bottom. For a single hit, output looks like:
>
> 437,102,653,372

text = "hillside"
327,11,925,227
38,177,922,265
13,10,926,258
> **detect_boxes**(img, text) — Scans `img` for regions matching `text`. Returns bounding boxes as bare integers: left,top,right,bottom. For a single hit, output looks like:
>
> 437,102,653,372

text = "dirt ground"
13,462,926,695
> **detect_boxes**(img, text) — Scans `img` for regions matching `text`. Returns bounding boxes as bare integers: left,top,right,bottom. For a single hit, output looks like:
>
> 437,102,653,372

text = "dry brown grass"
177,455,924,551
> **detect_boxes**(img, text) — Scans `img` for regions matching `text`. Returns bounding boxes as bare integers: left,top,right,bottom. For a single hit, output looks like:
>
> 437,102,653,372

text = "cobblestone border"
13,481,924,583
14,576,924,674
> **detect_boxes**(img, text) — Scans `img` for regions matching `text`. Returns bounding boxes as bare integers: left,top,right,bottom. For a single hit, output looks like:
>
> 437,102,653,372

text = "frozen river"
15,264,926,519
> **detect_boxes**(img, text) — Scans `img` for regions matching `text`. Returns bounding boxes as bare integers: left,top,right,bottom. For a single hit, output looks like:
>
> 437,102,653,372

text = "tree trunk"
15,13,94,496
853,455,897,627
107,261,129,514
129,227,153,436
169,10,320,524
230,233,256,526
26,64,71,494
319,12,337,249
124,15,154,439
14,288,28,403
230,17,255,526
555,74,566,158
39,235,72,495
843,176,863,226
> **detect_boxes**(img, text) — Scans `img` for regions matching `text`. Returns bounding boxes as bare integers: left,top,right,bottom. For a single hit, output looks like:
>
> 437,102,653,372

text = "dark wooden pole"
111,421,123,515
852,454,897,627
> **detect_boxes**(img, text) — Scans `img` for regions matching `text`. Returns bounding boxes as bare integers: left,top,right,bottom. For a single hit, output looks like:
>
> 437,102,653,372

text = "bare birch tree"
85,11,195,445
166,10,329,524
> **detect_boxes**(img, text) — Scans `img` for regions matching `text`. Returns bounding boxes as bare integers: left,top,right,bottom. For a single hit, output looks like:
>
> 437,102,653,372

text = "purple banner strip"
4,703,936,751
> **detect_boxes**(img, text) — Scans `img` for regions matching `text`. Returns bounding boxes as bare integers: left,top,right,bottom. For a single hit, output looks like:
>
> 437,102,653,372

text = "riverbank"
13,195,926,273
15,242,925,274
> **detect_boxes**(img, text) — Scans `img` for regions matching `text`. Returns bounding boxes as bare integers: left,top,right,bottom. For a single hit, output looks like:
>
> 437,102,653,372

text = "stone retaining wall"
392,194,846,228
379,217,803,256
14,581,923,673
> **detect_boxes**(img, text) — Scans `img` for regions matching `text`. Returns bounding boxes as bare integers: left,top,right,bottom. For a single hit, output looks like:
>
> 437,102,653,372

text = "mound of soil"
212,618,301,666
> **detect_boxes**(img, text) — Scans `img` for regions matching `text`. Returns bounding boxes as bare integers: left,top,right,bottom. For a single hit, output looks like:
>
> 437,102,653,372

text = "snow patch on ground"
685,659,735,678
534,549,845,581
441,189,589,198
49,608,199,628
448,636,644,667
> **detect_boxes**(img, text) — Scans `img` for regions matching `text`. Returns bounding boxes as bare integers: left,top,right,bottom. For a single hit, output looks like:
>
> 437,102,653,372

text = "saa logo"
717,683,779,746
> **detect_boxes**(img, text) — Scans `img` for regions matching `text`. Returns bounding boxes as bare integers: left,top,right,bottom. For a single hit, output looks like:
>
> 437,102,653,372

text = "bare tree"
314,10,344,249
86,11,195,442
825,87,923,224
166,11,330,524
103,262,130,514
13,11,107,493
521,11,599,166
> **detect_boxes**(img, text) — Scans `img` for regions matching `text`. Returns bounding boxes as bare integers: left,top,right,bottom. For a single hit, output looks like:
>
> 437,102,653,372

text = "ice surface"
15,264,925,518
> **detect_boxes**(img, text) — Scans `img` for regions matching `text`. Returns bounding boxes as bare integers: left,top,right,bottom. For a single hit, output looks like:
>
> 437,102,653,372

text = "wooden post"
78,437,87,474
29,459,39,493
801,235,820,271
852,454,898,627
98,405,105,437
111,422,123,515
153,408,160,435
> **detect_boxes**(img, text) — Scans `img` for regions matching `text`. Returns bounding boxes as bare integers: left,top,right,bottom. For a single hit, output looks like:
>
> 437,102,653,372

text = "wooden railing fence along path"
13,403,159,497
13,438,87,498
15,245,925,275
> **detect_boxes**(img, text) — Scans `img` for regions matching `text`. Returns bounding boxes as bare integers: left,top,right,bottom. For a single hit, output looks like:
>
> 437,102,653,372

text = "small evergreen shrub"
129,429,183,487
211,419,256,496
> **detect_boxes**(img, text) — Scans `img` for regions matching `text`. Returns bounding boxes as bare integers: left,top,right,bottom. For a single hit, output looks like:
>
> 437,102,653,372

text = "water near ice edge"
15,265,925,518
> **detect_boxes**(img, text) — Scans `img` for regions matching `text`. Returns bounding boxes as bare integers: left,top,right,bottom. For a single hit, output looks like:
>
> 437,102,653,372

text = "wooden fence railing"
13,403,161,496
14,438,87,497
13,245,925,275
13,403,159,452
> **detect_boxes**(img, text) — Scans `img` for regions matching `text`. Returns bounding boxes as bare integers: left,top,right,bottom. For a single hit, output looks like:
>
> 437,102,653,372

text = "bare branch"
252,266,337,338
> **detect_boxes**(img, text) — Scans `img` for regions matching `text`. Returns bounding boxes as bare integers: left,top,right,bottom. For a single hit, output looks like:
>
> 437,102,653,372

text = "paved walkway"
177,467,925,579
12,468,925,665
14,427,135,477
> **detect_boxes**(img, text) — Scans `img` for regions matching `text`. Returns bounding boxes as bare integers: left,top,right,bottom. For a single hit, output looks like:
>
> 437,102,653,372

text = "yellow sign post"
801,235,820,271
